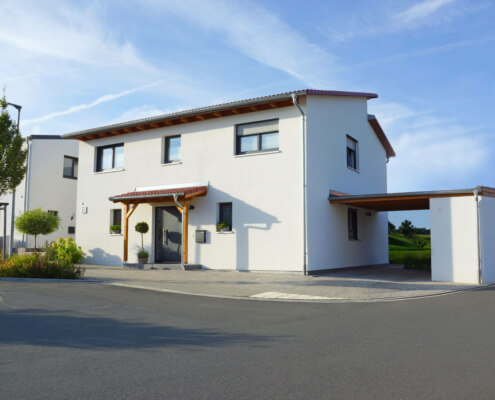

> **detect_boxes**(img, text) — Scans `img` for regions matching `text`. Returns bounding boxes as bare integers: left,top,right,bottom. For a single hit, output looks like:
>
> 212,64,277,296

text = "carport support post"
183,200,189,265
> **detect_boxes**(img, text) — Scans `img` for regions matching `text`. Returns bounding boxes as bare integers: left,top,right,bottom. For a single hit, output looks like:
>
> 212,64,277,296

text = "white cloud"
22,81,165,126
149,0,339,87
393,0,457,25
371,101,490,191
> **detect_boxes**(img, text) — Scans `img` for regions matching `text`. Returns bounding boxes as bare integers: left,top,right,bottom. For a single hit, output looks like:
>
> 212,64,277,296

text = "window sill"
161,161,182,166
234,150,281,158
94,168,125,175
216,230,235,234
347,167,360,174
110,233,123,236
63,175,77,180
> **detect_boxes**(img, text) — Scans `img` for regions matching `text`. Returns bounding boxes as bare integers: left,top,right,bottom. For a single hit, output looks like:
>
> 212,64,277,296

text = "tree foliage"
135,221,149,252
388,221,396,233
15,208,60,249
412,235,429,257
398,220,414,238
0,93,27,197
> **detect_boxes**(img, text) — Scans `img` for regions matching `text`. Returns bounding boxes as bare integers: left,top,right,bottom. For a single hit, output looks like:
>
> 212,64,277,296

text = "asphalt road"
1,282,494,400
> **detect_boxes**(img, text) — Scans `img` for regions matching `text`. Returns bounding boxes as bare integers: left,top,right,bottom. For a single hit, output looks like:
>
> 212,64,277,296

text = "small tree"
413,235,429,257
399,220,414,238
15,208,60,250
388,221,396,233
135,222,149,252
0,93,27,197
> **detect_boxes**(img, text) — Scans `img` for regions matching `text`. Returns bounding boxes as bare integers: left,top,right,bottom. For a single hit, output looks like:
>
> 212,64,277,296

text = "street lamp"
6,102,22,257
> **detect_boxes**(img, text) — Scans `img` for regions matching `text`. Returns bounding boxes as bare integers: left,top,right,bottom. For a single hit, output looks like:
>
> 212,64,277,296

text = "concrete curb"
102,281,486,304
0,277,102,283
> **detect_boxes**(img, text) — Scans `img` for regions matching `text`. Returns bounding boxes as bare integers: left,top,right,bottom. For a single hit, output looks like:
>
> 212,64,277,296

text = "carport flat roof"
329,186,495,211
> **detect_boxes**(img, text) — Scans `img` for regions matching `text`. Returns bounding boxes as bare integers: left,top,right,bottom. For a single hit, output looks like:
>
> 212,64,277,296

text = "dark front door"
155,206,182,263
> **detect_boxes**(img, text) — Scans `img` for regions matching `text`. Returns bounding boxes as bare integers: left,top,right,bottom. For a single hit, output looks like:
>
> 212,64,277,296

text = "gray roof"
62,89,378,139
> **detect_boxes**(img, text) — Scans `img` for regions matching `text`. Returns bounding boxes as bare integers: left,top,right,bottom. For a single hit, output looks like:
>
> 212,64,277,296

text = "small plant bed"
0,238,85,279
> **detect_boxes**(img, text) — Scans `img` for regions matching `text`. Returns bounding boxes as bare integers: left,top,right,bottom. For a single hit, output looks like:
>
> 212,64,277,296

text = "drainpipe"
292,94,308,276
473,187,483,285
173,194,186,270
22,137,33,247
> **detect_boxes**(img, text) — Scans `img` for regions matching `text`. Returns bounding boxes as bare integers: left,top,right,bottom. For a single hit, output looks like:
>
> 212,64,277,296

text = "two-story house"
64,89,395,273
0,135,79,252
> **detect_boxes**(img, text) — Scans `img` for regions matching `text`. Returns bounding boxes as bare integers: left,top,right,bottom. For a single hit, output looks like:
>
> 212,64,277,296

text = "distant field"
389,233,431,270
389,233,431,251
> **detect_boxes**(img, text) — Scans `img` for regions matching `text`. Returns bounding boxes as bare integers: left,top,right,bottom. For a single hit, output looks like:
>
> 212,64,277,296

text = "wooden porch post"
183,200,189,264
122,202,139,262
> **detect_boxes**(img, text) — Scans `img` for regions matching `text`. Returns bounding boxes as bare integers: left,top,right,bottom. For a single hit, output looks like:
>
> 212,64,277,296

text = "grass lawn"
389,233,431,270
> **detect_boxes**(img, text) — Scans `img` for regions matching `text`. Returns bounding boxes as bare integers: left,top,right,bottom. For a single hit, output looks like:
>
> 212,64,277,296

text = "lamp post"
6,102,22,257
0,203,8,260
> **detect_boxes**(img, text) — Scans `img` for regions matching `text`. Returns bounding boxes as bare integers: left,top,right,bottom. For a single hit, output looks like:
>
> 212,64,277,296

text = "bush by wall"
0,253,84,279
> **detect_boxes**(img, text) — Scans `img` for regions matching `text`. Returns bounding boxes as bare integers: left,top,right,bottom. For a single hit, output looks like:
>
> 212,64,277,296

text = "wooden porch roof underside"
109,185,208,205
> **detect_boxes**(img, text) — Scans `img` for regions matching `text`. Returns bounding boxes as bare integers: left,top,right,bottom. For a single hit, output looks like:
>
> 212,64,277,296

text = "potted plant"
137,249,149,265
110,224,121,234
135,221,149,263
216,221,230,232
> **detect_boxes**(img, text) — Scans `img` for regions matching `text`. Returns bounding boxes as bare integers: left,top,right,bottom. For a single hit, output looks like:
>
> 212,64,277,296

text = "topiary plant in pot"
135,222,149,264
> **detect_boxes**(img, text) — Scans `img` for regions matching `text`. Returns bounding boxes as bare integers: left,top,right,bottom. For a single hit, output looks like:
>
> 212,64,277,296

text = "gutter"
22,137,33,247
292,94,308,276
474,187,483,285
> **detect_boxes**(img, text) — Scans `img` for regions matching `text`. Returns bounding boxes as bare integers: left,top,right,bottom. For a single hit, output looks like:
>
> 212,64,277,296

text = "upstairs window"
48,210,58,217
96,143,124,172
347,135,358,171
236,119,279,155
164,135,181,163
348,208,358,240
63,156,78,179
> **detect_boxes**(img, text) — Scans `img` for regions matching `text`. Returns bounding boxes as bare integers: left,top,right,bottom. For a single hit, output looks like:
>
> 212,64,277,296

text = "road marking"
250,291,347,300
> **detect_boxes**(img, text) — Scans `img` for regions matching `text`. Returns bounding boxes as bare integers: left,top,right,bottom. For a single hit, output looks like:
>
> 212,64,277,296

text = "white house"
64,89,395,273
0,135,79,252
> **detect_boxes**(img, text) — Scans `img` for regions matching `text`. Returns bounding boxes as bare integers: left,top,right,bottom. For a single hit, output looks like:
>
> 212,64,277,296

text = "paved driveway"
82,264,475,301
1,281,495,399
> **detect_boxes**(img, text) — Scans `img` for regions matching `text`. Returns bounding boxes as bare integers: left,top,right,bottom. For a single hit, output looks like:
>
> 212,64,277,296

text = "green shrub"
135,222,149,252
0,253,84,279
110,224,121,234
138,249,149,259
389,250,431,270
47,237,84,265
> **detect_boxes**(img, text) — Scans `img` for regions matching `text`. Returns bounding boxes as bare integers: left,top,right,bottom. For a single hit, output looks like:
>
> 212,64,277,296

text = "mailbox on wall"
195,230,206,243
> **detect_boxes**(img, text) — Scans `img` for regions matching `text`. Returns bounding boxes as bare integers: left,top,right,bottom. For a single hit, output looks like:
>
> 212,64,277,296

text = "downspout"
22,137,33,247
173,194,186,270
473,187,483,285
292,94,308,276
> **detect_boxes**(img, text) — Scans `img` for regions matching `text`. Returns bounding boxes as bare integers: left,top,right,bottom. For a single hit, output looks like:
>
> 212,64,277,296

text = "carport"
329,186,495,284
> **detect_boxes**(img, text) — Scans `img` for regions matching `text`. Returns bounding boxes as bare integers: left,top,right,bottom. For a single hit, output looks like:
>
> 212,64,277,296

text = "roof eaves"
367,114,396,158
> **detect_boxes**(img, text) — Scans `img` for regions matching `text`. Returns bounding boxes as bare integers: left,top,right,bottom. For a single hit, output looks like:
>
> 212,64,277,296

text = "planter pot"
221,227,231,232
138,257,148,264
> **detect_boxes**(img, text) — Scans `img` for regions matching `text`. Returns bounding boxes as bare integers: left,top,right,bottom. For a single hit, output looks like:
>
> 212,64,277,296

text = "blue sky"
2,0,494,228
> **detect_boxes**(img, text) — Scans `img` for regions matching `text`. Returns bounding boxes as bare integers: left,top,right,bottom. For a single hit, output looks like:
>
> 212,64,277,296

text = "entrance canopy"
329,186,495,211
109,182,208,263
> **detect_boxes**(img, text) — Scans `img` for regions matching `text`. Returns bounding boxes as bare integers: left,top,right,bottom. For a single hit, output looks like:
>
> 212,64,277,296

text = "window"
218,202,232,231
110,209,122,234
164,135,181,163
236,119,279,155
68,226,75,234
346,135,358,171
48,210,58,217
63,156,78,179
96,143,124,172
348,208,358,240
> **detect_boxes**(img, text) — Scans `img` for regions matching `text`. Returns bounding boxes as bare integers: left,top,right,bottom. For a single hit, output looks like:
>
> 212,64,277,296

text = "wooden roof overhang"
109,186,208,205
329,187,495,212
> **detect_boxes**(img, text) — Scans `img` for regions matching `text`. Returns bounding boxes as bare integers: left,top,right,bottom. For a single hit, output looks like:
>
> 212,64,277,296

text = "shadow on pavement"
0,309,276,350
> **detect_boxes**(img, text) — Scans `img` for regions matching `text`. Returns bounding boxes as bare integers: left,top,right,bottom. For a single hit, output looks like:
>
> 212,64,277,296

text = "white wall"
76,106,305,271
480,196,495,284
305,95,389,271
430,196,480,284
0,137,78,250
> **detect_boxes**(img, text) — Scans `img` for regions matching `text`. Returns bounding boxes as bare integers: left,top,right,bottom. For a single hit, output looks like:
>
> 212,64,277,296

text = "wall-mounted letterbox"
195,230,206,243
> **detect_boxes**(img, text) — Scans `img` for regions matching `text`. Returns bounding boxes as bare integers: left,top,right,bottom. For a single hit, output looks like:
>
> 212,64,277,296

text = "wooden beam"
196,114,206,120
213,112,223,118
269,102,277,108
249,105,259,111
184,190,207,199
123,203,139,262
183,200,189,264
180,117,189,123
231,109,241,114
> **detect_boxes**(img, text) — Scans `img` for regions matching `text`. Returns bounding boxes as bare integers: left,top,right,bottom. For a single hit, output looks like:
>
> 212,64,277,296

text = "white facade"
0,136,79,251
73,91,390,272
